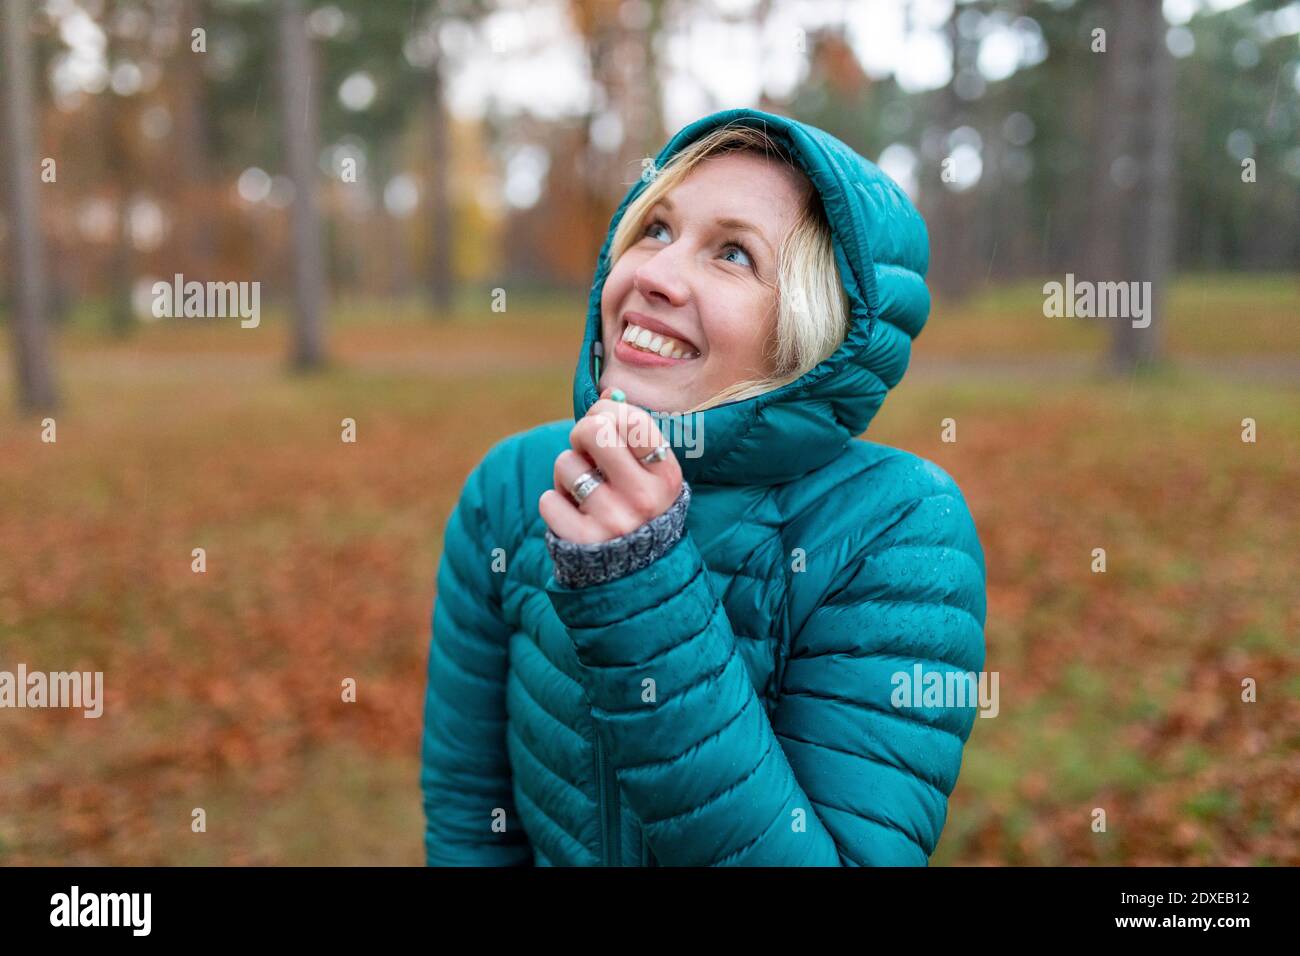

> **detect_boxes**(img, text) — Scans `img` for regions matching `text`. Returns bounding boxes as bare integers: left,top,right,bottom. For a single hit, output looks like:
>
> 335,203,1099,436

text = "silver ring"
568,469,604,505
639,442,670,465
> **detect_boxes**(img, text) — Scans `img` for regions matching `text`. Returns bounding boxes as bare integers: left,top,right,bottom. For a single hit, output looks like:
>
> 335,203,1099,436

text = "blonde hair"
607,123,851,413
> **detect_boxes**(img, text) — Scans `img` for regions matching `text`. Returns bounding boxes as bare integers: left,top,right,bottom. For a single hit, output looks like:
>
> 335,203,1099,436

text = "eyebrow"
653,196,773,261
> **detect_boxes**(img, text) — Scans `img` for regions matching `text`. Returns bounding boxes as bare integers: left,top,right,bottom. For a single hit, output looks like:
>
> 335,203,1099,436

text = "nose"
632,242,689,309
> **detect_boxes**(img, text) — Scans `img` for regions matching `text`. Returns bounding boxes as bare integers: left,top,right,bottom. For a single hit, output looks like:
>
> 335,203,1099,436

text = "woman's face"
597,150,806,412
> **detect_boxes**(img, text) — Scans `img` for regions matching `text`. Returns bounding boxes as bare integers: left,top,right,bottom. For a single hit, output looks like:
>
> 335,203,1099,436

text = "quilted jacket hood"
571,106,932,486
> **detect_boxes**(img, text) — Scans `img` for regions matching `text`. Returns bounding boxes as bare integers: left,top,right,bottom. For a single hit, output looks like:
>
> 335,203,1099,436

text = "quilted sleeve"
421,449,534,866
545,485,986,866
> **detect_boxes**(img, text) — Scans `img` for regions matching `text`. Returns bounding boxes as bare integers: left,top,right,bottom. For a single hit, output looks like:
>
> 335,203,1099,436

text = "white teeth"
621,322,699,359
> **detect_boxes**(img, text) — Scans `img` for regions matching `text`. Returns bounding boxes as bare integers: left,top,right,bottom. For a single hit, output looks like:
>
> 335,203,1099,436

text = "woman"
421,107,987,866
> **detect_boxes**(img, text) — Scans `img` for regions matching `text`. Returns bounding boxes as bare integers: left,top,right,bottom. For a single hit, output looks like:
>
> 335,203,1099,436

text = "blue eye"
643,218,755,272
721,242,753,269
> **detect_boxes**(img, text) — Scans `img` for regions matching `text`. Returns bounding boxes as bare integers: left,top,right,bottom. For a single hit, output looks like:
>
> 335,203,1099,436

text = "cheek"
601,257,637,315
704,291,776,367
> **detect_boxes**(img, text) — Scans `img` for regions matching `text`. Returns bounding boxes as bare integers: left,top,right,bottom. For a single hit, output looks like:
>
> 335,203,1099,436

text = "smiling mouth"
619,320,701,360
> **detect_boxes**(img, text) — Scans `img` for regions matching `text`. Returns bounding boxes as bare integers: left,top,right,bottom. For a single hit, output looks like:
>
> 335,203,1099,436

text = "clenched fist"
538,387,683,544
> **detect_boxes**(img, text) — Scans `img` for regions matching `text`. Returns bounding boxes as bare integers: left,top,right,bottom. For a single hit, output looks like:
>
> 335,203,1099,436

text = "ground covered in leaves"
1,277,1296,865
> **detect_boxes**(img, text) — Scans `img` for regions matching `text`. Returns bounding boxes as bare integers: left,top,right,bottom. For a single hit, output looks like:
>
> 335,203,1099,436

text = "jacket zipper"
594,734,621,865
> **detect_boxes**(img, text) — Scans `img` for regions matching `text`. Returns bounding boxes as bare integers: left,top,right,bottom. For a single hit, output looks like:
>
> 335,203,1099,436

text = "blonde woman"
422,107,987,866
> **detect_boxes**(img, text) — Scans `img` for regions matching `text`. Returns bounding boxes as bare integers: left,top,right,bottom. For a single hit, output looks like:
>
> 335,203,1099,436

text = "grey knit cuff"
545,481,692,589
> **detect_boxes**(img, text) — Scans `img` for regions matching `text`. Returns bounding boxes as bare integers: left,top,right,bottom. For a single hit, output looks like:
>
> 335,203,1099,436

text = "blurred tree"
424,17,452,316
196,0,487,316
783,0,1294,300
2,0,59,410
277,0,326,369
172,0,218,281
564,0,668,277
1087,0,1175,372
1177,0,1300,272
931,3,980,299
12,0,1295,343
100,85,140,338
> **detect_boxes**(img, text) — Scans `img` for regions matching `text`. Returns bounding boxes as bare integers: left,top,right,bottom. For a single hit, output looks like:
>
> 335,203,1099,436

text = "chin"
599,373,650,411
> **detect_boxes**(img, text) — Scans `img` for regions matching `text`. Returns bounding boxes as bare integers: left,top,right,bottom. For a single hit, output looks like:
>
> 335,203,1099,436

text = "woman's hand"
539,387,684,544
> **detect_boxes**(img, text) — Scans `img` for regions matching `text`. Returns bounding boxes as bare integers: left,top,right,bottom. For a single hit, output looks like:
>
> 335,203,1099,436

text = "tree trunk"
925,6,977,299
103,94,136,338
1094,0,1175,373
174,0,216,280
277,0,327,369
1,0,59,410
427,56,454,317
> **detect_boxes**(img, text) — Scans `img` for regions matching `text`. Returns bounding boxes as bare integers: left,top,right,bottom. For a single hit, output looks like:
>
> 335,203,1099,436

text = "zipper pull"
590,339,603,388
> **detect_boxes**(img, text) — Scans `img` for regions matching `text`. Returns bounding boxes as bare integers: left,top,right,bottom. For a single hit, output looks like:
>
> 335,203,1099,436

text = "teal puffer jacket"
421,107,987,866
